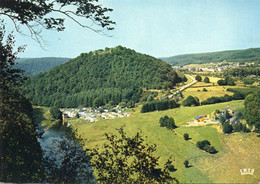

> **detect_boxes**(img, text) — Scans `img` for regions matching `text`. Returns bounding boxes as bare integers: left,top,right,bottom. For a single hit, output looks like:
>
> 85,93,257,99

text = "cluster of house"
61,107,131,123
174,61,254,73
193,107,240,125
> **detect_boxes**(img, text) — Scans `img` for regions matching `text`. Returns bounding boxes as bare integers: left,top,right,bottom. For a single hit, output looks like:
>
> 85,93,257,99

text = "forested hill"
161,48,260,66
22,46,183,108
16,57,71,76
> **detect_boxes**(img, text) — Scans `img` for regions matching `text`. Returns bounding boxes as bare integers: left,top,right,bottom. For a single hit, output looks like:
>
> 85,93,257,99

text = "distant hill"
161,48,260,66
23,46,183,108
16,57,71,76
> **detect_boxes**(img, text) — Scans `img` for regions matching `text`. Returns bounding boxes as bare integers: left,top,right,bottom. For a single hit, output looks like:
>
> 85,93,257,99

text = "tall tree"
0,22,44,182
89,127,179,183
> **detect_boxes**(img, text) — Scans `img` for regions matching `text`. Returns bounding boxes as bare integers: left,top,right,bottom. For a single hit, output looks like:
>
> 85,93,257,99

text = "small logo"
240,168,254,175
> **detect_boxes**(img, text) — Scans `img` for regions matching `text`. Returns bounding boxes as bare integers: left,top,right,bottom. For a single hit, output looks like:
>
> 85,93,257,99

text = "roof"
195,116,202,120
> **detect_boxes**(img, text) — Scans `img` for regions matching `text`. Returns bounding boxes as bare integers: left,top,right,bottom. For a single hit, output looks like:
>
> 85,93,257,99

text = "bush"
202,88,207,92
167,165,176,172
223,123,233,133
204,77,210,83
196,140,210,150
183,133,189,140
196,140,217,154
182,96,200,107
217,79,226,86
207,146,217,154
184,160,189,168
195,75,202,82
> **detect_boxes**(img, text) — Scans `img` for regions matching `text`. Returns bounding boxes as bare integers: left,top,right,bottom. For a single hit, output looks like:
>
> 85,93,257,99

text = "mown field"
182,76,249,101
68,100,260,183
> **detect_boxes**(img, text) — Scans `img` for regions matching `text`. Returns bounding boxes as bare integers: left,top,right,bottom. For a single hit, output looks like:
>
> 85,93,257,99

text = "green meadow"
67,100,259,183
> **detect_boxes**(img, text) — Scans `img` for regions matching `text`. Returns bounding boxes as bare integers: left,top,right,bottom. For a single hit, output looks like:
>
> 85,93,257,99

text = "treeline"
223,66,260,77
23,46,183,107
26,87,142,108
162,47,260,66
141,99,180,113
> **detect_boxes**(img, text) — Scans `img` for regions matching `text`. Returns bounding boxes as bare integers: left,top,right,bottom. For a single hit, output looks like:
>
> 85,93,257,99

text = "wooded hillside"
162,48,260,66
22,46,183,107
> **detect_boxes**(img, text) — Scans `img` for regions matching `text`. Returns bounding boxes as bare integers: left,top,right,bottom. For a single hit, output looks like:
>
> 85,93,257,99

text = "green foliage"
182,96,200,106
202,88,207,92
159,115,177,130
223,123,233,134
16,57,70,76
217,76,235,86
141,99,180,113
201,93,244,105
184,160,189,168
219,116,226,124
50,107,62,120
244,93,260,131
183,133,189,140
162,47,260,66
0,25,44,182
196,140,217,154
195,75,202,82
23,46,182,107
89,127,178,183
224,66,260,77
204,76,210,83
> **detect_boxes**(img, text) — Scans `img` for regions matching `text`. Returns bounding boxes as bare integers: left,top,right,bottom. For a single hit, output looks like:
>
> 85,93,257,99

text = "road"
169,74,197,98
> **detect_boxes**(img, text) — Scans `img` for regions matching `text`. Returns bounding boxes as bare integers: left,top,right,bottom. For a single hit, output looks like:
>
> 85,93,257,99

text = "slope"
16,57,71,76
22,46,182,107
162,48,260,66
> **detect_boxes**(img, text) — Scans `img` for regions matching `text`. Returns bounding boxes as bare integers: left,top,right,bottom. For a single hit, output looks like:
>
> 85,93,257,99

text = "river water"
37,125,95,183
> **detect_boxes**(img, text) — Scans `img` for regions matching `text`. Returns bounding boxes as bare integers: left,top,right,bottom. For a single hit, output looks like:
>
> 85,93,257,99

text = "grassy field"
67,99,260,183
182,76,250,102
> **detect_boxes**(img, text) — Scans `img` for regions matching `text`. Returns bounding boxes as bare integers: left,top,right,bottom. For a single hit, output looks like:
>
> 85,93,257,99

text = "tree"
217,79,226,86
204,76,210,83
244,93,260,132
50,106,62,120
184,160,189,168
89,127,179,183
0,0,115,44
183,133,189,140
195,75,202,82
159,115,177,130
223,123,233,134
0,22,44,182
182,96,199,107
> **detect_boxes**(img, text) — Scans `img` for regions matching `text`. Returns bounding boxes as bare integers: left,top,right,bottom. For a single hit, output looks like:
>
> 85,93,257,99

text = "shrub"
207,146,217,154
195,75,202,82
184,160,189,168
167,165,176,172
204,77,210,83
50,106,62,120
183,133,189,140
203,88,207,92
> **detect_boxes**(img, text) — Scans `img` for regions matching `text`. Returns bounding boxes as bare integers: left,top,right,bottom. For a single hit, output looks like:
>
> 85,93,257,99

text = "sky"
3,0,260,58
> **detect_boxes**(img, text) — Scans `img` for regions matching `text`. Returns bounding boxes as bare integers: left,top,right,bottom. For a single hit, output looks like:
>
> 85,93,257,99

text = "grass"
67,99,260,183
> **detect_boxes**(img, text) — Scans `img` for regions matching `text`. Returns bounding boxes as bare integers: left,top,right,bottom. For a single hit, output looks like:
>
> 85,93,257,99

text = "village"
60,107,131,123
173,61,256,73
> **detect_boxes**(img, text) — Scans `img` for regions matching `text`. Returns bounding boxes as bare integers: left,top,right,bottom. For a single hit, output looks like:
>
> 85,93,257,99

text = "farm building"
194,116,205,123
